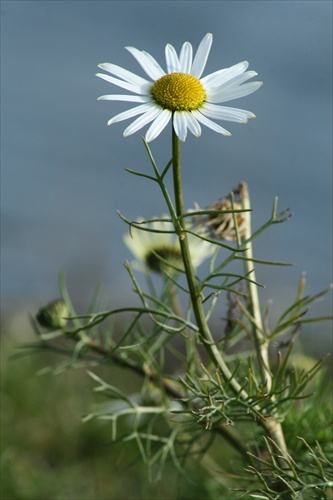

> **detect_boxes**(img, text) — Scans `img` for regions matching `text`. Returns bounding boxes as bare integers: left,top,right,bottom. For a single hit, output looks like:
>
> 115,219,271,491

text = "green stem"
171,132,288,458
171,129,246,397
172,131,184,218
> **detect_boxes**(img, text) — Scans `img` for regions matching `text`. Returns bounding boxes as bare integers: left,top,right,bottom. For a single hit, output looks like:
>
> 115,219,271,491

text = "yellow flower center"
145,246,182,273
151,73,205,111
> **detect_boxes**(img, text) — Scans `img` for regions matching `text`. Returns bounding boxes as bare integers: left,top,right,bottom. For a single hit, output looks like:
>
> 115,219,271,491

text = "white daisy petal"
201,61,249,87
192,110,232,136
124,215,214,272
185,112,202,137
126,47,165,80
173,112,188,142
200,103,255,123
205,70,258,102
202,71,254,95
145,109,172,142
141,50,167,77
165,44,181,73
199,68,227,86
191,33,213,79
124,105,162,137
219,70,258,90
98,94,151,103
107,103,152,125
96,73,144,94
211,81,263,104
97,34,262,141
179,42,193,73
98,63,151,86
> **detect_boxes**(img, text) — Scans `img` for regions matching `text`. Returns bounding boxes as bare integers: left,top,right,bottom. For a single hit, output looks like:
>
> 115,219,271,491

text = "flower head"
191,183,248,242
97,33,262,142
124,216,214,273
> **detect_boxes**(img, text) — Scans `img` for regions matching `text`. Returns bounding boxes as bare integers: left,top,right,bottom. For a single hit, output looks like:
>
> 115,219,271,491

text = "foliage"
12,136,332,499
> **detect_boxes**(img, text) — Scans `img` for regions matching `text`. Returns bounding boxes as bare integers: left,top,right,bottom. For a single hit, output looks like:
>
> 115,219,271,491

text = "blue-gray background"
1,1,332,347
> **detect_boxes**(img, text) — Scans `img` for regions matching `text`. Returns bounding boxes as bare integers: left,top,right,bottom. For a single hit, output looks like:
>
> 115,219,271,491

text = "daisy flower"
96,33,262,142
124,216,214,273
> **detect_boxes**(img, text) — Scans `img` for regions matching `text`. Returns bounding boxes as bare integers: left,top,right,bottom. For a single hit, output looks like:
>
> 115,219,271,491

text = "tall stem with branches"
171,127,288,456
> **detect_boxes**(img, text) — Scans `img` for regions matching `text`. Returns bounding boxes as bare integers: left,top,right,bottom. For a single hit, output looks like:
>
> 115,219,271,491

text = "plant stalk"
240,182,270,388
172,131,288,457
171,129,246,397
240,182,288,456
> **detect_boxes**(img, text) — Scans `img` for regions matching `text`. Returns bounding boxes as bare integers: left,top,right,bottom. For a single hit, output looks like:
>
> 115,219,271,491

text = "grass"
1,324,213,500
1,309,332,500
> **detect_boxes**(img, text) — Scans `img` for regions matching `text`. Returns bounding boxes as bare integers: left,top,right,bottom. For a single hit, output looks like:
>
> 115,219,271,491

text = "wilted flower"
191,183,247,242
97,33,262,142
124,216,214,273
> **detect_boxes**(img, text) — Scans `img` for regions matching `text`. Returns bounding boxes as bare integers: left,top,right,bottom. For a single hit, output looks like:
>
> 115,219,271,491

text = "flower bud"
36,300,69,330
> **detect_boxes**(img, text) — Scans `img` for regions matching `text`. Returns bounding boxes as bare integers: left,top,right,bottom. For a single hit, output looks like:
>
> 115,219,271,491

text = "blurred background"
2,0,332,319
1,1,332,498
